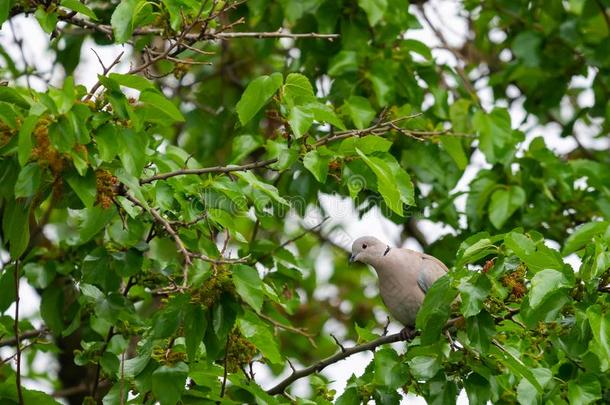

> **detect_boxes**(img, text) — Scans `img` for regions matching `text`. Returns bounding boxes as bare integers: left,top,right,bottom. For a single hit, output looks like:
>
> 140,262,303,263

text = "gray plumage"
350,235,448,327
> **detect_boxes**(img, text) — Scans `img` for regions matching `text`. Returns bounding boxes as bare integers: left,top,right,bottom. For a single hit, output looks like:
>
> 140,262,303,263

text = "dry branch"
139,158,278,184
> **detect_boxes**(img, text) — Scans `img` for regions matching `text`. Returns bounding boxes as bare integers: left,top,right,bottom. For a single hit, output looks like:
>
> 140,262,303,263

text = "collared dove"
349,236,448,329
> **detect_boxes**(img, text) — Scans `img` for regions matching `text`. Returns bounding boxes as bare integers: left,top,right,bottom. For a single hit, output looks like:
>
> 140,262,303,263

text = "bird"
349,235,448,337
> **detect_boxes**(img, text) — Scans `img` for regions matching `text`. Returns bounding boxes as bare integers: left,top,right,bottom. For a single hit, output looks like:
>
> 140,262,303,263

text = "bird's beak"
349,254,356,264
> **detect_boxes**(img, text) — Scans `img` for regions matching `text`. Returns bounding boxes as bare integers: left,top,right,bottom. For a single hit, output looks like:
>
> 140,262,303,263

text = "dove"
349,235,448,336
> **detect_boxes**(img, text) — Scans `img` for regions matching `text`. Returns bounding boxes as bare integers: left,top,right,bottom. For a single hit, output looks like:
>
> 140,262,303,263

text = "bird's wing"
416,253,448,294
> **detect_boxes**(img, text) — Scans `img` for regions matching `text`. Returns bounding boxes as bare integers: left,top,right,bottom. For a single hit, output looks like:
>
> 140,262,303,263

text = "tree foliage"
0,0,609,404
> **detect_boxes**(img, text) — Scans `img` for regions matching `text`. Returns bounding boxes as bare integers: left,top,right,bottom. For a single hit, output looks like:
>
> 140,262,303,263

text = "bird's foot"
399,326,416,341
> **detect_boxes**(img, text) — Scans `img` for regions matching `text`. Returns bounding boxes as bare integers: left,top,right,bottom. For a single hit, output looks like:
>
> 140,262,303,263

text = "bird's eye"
362,243,367,249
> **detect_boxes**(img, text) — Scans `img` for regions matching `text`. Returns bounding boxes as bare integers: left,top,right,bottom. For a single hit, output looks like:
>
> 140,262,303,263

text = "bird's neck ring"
383,245,391,256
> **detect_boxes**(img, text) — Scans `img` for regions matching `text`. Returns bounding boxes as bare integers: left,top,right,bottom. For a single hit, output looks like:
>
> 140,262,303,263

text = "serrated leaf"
237,310,282,365
111,0,140,43
303,149,331,183
356,149,403,216
488,186,525,229
139,89,184,122
287,105,314,138
283,73,315,106
61,0,98,20
151,362,188,405
184,304,206,361
357,0,388,26
15,163,41,198
345,96,375,129
529,269,571,308
236,73,283,125
563,221,609,256
232,265,264,312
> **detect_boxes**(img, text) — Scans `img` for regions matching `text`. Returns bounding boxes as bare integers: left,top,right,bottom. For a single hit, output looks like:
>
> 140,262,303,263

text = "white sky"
1,0,607,403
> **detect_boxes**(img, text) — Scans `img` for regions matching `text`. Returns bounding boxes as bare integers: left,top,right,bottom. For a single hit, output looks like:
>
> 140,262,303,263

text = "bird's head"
349,236,390,265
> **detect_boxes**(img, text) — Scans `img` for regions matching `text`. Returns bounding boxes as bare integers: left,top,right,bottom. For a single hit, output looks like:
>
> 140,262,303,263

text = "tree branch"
266,331,409,395
267,316,465,395
0,328,47,348
313,114,423,147
139,158,278,184
13,262,24,405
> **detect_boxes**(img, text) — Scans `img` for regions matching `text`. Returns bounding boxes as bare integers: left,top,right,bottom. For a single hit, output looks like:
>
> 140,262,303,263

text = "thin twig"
124,194,192,285
314,114,423,146
13,261,24,405
258,313,316,347
140,158,278,184
83,51,125,101
0,328,47,347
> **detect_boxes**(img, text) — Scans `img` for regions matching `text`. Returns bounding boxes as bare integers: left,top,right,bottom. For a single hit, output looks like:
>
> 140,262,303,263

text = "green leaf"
139,89,184,122
567,374,602,405
466,310,495,352
283,73,315,106
488,186,526,229
586,304,610,367
441,137,468,170
339,135,392,155
490,343,542,392
517,369,552,405
563,221,609,255
66,169,97,208
2,200,30,259
0,87,30,109
458,273,491,317
108,73,154,90
303,149,331,183
236,73,283,125
465,373,491,405
184,304,206,362
287,105,314,138
15,163,42,198
41,286,64,334
151,362,188,405
473,108,517,164
111,0,141,43
0,267,16,312
0,1,10,27
234,171,289,206
344,96,375,129
357,0,388,26
118,128,147,176
374,347,406,389
455,232,498,267
79,206,116,243
237,310,282,365
232,265,264,312
416,276,455,345
529,269,571,308
61,0,98,20
18,115,38,166
328,51,358,76
408,355,441,379
35,6,58,33
24,262,55,289
308,101,346,129
356,149,403,216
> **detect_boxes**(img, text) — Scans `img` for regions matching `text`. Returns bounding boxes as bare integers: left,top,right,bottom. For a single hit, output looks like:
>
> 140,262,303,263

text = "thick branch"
266,331,408,395
139,158,278,184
